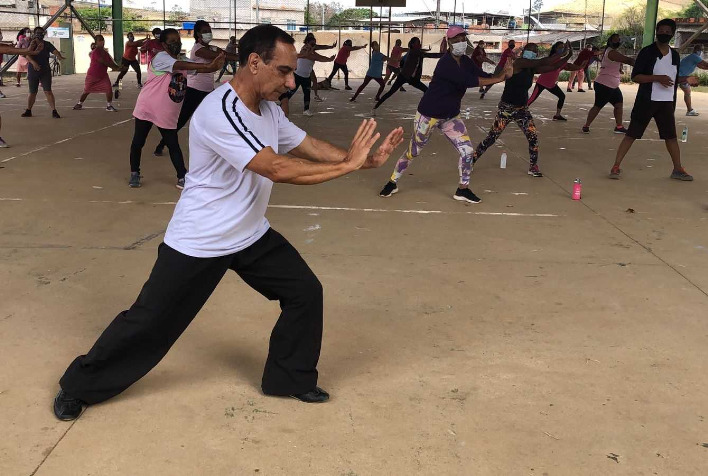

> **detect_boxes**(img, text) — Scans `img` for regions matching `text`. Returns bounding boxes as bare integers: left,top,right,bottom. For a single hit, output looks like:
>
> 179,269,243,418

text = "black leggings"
326,62,349,86
527,83,566,110
116,58,142,85
280,73,312,110
155,87,210,153
374,74,427,109
58,229,323,404
131,118,187,179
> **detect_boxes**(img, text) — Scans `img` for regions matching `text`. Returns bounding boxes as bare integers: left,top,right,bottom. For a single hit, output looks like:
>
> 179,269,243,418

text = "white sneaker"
0,92,6,99
686,109,700,116
303,110,314,117
0,137,8,147
106,105,118,112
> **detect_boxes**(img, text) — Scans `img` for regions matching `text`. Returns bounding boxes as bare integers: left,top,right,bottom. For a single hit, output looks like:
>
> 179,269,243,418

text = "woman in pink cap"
378,26,511,204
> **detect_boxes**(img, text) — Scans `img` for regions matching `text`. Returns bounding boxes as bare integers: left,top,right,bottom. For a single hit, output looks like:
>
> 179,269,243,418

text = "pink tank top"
594,49,622,89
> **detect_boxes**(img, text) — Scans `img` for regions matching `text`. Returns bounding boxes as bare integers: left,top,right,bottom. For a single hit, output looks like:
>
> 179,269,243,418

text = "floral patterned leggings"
390,112,474,186
473,102,539,166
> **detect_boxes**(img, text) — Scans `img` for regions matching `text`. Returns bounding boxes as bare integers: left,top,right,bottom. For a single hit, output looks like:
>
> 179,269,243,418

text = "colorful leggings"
390,112,474,186
473,102,539,166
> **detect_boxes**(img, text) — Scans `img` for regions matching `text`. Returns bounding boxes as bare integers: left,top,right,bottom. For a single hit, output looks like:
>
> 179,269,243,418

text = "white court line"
2,198,560,217
0,118,133,163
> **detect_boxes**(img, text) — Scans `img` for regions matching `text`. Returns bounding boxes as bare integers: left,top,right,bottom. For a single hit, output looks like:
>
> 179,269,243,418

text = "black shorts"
27,68,51,94
387,65,400,74
121,57,140,69
593,82,623,108
627,101,677,140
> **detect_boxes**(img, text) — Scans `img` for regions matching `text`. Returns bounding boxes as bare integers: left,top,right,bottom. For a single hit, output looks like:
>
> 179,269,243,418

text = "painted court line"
0,118,133,163
1,198,560,217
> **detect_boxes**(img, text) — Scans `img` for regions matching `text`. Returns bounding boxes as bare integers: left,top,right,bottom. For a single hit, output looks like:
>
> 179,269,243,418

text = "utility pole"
436,0,441,27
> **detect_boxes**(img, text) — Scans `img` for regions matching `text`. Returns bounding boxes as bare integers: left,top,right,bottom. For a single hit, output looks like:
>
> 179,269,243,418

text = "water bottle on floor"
681,126,688,143
500,152,507,169
572,178,582,200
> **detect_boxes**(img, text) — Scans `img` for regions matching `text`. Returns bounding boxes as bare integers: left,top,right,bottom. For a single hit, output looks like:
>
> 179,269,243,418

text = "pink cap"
446,26,467,39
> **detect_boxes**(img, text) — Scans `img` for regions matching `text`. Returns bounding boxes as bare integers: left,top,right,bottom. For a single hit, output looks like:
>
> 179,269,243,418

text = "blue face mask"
522,50,537,60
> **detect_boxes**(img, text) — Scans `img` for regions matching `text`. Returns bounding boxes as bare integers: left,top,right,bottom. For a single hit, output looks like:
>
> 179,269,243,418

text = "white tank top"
295,57,315,78
594,49,623,89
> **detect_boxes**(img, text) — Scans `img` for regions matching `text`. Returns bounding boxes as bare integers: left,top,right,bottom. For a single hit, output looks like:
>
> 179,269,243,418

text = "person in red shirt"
567,43,596,92
140,28,164,64
325,39,366,90
481,39,517,98
472,40,496,96
74,35,121,111
114,32,148,88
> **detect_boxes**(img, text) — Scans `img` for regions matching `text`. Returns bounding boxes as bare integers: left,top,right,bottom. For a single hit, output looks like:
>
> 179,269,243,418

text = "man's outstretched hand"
344,119,382,170
365,126,405,169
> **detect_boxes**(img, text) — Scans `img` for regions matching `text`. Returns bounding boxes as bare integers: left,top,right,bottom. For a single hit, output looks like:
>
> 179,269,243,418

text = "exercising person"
678,44,708,116
22,27,65,118
53,25,404,422
472,40,496,98
473,43,569,178
216,36,239,82
378,27,511,203
326,39,367,90
73,35,121,112
382,38,408,90
527,41,582,121
610,19,695,181
303,34,336,101
567,43,595,92
373,37,442,113
0,39,43,146
350,41,388,102
154,20,239,157
582,34,635,134
114,32,148,88
481,39,516,97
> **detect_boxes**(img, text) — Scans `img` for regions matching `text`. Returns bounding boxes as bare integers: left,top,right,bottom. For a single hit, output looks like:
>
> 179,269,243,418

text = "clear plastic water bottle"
500,152,507,169
572,178,582,200
118,79,123,91
681,126,688,143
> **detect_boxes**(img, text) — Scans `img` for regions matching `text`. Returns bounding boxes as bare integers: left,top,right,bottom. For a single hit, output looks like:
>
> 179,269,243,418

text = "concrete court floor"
1,73,708,476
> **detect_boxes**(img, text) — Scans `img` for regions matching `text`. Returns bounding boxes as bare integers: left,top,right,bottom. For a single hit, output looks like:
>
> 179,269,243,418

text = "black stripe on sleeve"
232,96,267,149
221,89,261,154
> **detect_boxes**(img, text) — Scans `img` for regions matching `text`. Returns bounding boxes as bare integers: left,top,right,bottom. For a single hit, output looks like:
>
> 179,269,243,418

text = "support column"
642,0,658,47
112,0,124,60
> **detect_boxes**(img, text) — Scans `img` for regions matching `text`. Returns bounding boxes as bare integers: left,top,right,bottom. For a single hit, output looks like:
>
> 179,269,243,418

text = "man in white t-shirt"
53,25,404,421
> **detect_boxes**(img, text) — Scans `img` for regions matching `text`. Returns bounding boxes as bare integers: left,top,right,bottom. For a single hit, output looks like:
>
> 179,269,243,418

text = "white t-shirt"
164,83,307,258
295,57,315,78
651,52,677,102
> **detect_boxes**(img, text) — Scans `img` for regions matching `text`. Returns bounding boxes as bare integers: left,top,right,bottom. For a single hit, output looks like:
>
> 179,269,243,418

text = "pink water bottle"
572,178,582,200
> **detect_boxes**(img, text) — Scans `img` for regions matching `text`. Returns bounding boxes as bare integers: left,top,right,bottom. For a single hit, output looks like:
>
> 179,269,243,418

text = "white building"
189,0,305,31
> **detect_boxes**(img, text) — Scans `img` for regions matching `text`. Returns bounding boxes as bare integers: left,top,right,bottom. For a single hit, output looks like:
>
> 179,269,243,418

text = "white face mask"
201,33,212,44
451,41,467,56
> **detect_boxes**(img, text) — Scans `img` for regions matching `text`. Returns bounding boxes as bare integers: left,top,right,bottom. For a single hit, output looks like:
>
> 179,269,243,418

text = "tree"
75,7,148,33
680,0,707,18
307,2,342,29
327,8,375,27
532,0,543,21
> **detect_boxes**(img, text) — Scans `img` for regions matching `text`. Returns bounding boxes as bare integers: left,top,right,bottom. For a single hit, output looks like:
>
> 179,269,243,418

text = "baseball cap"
446,26,467,39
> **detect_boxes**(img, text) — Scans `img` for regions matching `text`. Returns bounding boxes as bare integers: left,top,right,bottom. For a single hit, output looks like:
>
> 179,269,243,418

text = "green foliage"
679,0,707,18
327,8,374,26
75,7,148,33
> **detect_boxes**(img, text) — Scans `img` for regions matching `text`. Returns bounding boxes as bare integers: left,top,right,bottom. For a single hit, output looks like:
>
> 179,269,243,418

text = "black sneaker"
582,126,590,134
53,389,84,421
453,187,482,204
129,172,141,188
153,148,164,157
400,87,406,92
553,114,567,121
614,125,628,134
114,89,120,99
176,178,185,190
379,181,398,197
345,85,352,91
289,386,330,403
52,110,61,119
21,109,31,117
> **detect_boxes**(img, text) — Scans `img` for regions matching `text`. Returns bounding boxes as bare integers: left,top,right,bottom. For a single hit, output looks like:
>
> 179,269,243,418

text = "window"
286,20,296,31
261,18,271,24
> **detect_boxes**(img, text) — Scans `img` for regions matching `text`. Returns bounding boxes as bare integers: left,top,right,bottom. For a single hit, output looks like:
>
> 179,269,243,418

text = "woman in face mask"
473,43,570,178
23,27,65,118
16,28,31,87
152,20,237,158
526,40,581,121
582,34,636,134
130,28,224,189
378,27,511,204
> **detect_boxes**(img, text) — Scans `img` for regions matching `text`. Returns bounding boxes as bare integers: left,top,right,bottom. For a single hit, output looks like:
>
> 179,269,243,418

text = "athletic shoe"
303,109,314,117
129,172,141,188
609,165,621,179
73,103,83,110
52,110,61,119
0,92,6,99
670,168,693,181
686,109,700,116
349,97,356,102
314,96,323,102
287,386,330,403
400,87,406,92
114,90,120,99
453,187,482,203
566,88,572,92
106,105,118,112
53,389,84,421
137,83,143,89
112,81,119,88
21,109,31,117
480,92,485,99
0,137,8,148
153,148,164,157
528,164,543,177
15,82,20,87
379,181,398,197
582,126,590,134
176,178,185,190
614,125,628,134
578,89,586,93
345,85,352,90
553,114,567,121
